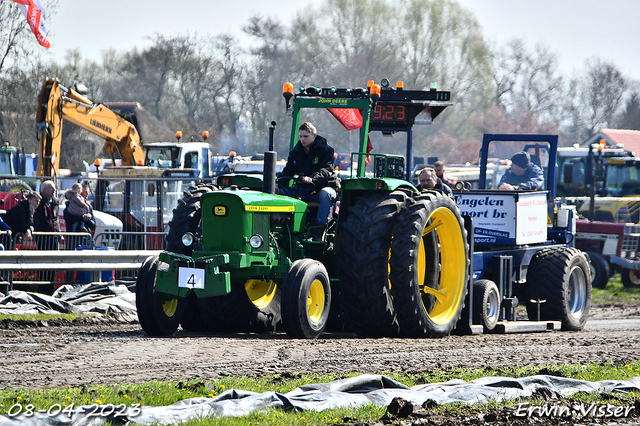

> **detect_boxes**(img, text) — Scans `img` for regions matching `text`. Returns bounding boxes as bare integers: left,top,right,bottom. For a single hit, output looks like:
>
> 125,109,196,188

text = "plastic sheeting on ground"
1,374,639,425
0,282,137,317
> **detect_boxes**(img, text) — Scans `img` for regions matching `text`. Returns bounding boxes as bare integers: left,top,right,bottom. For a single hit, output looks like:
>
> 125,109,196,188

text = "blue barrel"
96,246,115,282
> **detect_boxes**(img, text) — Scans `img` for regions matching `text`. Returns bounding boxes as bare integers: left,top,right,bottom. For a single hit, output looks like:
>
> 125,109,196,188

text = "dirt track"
1,304,640,391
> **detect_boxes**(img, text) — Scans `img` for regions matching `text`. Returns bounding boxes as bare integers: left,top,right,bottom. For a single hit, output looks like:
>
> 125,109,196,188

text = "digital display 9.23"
370,104,429,127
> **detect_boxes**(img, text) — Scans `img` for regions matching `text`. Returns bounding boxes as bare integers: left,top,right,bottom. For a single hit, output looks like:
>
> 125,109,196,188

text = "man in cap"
498,151,544,191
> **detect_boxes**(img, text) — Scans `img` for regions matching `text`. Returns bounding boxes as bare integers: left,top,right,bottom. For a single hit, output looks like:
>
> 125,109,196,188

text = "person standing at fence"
1,191,41,241
64,183,91,232
0,217,11,250
34,180,63,250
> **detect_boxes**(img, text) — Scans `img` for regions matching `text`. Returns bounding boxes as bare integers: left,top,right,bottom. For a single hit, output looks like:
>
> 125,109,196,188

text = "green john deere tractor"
136,80,469,338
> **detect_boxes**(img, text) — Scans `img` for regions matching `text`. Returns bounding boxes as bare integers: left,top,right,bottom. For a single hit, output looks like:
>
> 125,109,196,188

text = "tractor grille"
252,213,270,252
621,224,640,258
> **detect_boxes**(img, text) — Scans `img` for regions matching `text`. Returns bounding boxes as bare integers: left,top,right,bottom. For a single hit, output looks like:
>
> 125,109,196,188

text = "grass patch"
1,361,639,425
0,313,84,322
592,274,640,304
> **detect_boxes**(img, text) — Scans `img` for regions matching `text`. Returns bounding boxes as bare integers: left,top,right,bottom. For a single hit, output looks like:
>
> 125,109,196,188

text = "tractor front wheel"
282,259,331,339
621,269,640,288
197,278,282,333
587,251,609,289
136,255,185,336
526,247,591,331
389,191,469,337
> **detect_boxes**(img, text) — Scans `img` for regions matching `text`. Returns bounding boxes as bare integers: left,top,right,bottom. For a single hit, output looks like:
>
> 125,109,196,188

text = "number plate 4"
178,267,205,289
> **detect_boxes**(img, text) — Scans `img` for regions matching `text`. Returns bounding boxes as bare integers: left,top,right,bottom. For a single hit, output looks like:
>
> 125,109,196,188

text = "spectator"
64,182,91,232
0,217,11,250
433,160,457,188
418,167,453,197
498,151,545,191
1,191,41,241
80,182,96,231
278,122,339,239
34,180,63,250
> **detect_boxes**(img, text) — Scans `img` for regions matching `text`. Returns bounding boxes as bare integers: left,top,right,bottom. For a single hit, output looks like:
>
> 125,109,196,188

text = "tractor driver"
278,122,339,234
498,151,544,191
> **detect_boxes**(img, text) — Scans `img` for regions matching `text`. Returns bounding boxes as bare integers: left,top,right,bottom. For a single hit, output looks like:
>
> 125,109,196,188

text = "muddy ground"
1,303,640,425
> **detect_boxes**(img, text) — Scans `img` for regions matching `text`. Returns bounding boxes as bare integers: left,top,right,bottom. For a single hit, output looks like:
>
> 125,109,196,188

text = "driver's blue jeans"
279,186,337,224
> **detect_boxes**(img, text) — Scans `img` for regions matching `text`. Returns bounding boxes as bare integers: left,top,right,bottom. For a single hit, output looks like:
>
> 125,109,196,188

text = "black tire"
389,191,469,337
282,259,331,339
473,279,500,332
136,255,185,336
337,190,408,337
621,269,640,288
166,184,218,254
586,251,610,289
525,247,591,331
197,278,282,333
0,179,32,193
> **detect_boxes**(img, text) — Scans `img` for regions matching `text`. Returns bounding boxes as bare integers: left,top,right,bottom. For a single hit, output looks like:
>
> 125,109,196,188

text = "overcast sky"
42,0,640,81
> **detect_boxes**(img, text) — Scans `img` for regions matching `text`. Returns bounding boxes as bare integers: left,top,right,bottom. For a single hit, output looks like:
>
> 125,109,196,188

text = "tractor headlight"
249,234,264,249
182,232,195,247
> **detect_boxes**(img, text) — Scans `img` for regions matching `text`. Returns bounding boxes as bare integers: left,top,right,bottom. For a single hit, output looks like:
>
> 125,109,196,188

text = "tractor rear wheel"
166,183,218,254
0,179,32,193
338,190,408,337
586,251,609,289
197,278,282,333
389,191,469,337
621,269,640,288
473,279,500,332
525,247,591,331
282,259,331,339
136,255,185,336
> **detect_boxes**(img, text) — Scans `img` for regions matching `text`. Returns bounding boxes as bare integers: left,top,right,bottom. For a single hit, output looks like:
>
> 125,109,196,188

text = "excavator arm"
36,78,145,177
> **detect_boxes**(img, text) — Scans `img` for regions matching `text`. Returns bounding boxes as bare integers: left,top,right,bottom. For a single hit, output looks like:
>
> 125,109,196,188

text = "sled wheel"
526,247,591,331
136,255,184,336
338,190,409,337
621,269,640,288
390,191,469,337
282,259,331,339
473,279,500,332
586,251,610,289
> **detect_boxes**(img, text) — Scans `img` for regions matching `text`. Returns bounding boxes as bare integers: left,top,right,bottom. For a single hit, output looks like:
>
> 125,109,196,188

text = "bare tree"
491,39,565,127
564,58,628,141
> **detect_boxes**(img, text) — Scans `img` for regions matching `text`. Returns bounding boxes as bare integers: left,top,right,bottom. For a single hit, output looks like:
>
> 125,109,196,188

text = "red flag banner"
328,108,363,131
12,0,50,49
328,108,374,165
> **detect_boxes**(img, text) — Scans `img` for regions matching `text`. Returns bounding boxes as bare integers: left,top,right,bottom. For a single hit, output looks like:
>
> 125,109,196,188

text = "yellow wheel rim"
418,206,466,325
307,279,325,323
163,299,179,317
245,279,277,309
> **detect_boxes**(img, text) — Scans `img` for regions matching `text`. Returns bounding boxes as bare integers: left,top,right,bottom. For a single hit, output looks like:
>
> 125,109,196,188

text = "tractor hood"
200,189,308,253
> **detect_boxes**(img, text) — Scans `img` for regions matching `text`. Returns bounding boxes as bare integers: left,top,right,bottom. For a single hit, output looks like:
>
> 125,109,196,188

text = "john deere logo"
312,157,319,164
214,205,228,216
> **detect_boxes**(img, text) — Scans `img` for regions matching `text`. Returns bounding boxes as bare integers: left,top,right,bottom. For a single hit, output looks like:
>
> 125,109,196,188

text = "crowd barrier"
0,230,163,294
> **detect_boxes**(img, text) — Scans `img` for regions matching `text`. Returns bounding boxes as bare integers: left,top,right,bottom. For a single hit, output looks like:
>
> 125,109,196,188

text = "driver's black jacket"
280,135,339,190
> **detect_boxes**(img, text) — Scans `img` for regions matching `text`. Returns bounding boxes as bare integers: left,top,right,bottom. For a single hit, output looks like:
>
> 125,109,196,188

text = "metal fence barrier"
0,230,162,294
94,231,168,251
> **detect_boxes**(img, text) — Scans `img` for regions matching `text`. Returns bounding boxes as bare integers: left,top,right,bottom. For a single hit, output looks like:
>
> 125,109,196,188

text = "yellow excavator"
35,77,145,177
